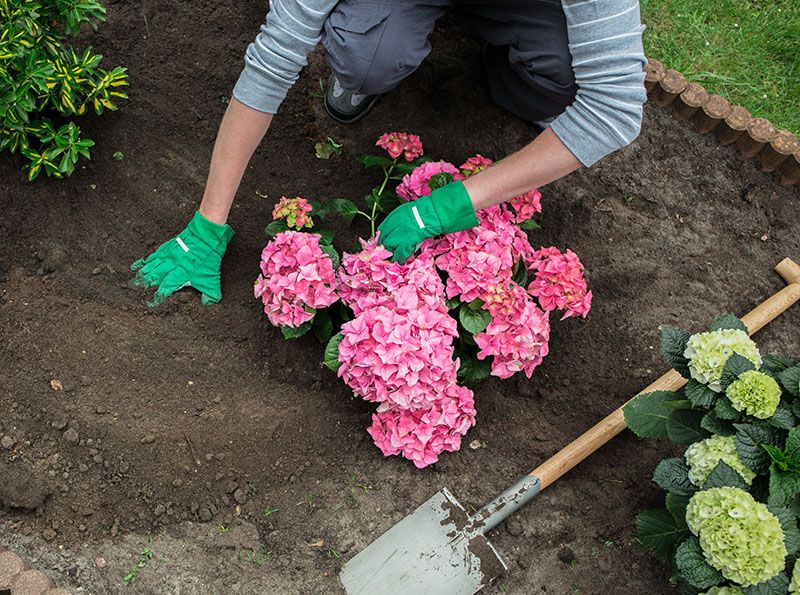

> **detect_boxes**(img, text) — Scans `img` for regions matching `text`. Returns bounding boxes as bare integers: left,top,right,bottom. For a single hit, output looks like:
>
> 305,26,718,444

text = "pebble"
79,464,88,473
198,507,213,522
11,569,53,593
0,550,26,587
233,488,248,505
154,504,166,516
141,434,156,444
95,557,106,569
0,435,14,450
63,429,79,445
172,479,183,488
52,420,68,431
212,396,222,404
91,267,102,275
95,406,108,415
42,528,57,541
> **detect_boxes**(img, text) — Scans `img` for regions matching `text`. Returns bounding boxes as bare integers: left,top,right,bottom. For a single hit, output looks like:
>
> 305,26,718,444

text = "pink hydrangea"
396,161,460,202
458,154,493,177
527,247,592,320
368,384,476,468
509,189,542,223
376,132,423,162
254,231,338,327
272,196,313,229
475,297,550,379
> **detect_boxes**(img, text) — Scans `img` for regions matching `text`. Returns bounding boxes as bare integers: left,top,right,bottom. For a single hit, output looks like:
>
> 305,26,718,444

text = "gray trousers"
322,0,578,121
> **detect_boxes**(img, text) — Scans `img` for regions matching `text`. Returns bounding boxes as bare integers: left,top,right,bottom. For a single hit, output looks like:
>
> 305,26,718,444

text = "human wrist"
188,211,234,253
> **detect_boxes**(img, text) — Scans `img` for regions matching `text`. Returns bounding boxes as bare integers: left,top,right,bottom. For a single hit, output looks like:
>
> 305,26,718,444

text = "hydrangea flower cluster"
725,370,781,419
790,559,800,593
396,160,460,202
684,435,755,486
272,196,313,229
701,587,743,595
254,231,338,327
684,329,762,392
526,247,592,320
686,487,786,586
376,132,423,162
458,155,492,177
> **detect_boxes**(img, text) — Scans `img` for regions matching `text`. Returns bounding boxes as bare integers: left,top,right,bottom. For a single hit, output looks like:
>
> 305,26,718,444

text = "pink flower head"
272,196,313,230
376,132,423,162
509,188,542,223
474,298,550,379
481,281,529,320
396,161,460,202
527,247,592,320
367,384,476,468
458,155,493,178
254,231,339,327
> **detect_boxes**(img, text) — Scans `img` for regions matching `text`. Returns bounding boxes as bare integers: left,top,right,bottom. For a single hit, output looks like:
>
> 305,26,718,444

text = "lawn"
641,0,800,135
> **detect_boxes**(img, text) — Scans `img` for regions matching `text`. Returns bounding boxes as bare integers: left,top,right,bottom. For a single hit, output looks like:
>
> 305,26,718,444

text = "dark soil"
1,2,798,594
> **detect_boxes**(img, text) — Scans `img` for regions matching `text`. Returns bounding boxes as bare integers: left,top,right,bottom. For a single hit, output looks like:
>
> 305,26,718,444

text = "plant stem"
370,160,396,236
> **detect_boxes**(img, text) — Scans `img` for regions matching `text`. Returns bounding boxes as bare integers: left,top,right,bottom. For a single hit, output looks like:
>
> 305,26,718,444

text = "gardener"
132,0,647,304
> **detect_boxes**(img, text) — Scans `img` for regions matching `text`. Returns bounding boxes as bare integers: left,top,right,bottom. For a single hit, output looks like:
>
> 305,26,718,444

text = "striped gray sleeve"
550,0,647,167
232,0,338,113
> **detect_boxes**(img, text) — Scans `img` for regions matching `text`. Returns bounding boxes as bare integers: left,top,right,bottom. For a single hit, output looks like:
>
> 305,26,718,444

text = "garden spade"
340,257,800,595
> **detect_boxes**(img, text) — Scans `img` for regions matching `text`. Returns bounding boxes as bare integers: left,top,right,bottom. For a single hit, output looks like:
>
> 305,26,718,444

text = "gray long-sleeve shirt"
233,0,647,167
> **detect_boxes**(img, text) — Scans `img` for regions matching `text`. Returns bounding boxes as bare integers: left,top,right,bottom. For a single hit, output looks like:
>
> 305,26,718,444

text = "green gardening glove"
378,181,479,263
131,211,234,305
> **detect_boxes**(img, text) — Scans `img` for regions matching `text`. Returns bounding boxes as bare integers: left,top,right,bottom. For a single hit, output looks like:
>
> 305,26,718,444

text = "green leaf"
720,354,757,391
778,366,800,398
281,321,312,340
356,154,393,169
635,509,689,560
312,309,334,344
456,354,491,384
323,333,344,372
265,220,289,237
314,137,343,160
667,409,710,445
709,313,748,333
623,391,680,439
786,426,800,460
674,537,723,590
318,198,359,224
768,465,800,508
714,396,740,420
700,411,735,436
768,505,800,556
763,355,797,375
767,402,795,430
391,156,431,176
665,493,691,531
703,460,750,490
511,257,527,287
519,219,540,230
742,572,789,595
660,326,691,377
735,423,784,474
319,243,341,269
428,172,454,191
685,379,718,409
653,458,697,496
446,297,461,310
459,303,491,335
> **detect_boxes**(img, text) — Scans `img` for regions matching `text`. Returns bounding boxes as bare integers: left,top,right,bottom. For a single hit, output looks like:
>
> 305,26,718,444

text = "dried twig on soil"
183,431,201,466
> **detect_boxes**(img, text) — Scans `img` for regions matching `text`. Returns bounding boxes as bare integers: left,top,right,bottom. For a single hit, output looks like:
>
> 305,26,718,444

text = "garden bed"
0,3,799,594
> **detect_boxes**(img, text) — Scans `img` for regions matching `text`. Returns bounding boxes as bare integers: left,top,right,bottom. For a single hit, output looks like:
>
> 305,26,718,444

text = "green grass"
641,0,800,134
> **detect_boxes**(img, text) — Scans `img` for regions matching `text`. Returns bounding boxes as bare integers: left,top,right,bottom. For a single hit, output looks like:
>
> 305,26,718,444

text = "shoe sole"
324,93,382,124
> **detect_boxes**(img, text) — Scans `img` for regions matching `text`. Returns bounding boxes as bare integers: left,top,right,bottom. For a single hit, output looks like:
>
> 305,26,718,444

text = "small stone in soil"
141,434,156,444
95,557,106,569
199,507,213,521
233,488,248,505
42,528,57,541
63,429,79,445
53,420,68,431
0,435,14,449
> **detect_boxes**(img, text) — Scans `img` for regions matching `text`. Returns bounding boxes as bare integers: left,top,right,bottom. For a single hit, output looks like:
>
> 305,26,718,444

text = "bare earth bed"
1,2,798,593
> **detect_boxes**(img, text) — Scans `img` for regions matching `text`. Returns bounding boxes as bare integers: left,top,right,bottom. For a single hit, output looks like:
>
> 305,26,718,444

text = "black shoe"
323,74,381,124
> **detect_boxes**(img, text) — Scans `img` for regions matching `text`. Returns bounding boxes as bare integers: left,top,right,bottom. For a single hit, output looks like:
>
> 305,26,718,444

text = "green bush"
0,0,128,180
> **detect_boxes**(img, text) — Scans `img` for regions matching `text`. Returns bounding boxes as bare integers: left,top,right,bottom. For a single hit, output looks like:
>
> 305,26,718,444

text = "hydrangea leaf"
703,460,750,490
715,396,740,421
653,458,697,496
785,426,800,460
356,154,393,169
391,156,431,176
312,309,334,344
767,505,800,557
519,219,540,231
459,303,491,335
778,366,800,398
709,313,748,333
720,354,757,391
768,465,800,508
624,391,680,439
763,355,797,375
281,321,312,340
428,172,454,191
665,492,691,531
767,402,795,431
323,333,344,372
660,326,692,377
667,409,710,445
511,257,528,287
315,198,359,225
265,219,289,238
741,572,790,595
456,353,491,384
635,509,689,560
319,243,341,269
686,379,718,409
445,297,460,310
674,537,724,590
735,423,784,474
700,412,736,436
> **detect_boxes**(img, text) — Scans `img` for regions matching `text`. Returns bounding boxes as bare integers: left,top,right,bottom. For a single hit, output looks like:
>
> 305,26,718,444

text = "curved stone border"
0,546,70,595
645,58,799,187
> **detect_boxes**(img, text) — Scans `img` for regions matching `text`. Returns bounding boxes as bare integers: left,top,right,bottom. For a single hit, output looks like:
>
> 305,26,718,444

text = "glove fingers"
148,269,190,307
390,243,416,264
200,291,221,305
132,260,175,288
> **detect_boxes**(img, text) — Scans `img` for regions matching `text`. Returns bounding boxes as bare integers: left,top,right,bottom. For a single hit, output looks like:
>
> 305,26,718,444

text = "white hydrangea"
684,329,762,392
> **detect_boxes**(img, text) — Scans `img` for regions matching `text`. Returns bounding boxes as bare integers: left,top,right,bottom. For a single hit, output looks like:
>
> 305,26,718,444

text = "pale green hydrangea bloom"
684,329,762,392
790,559,800,593
686,487,786,586
685,435,756,486
701,587,744,595
725,370,781,419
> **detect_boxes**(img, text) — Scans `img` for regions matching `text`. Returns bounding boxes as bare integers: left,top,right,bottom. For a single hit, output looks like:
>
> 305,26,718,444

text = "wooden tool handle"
530,258,800,490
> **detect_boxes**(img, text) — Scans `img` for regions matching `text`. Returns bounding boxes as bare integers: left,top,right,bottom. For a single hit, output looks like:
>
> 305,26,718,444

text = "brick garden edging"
0,546,70,595
645,59,800,187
